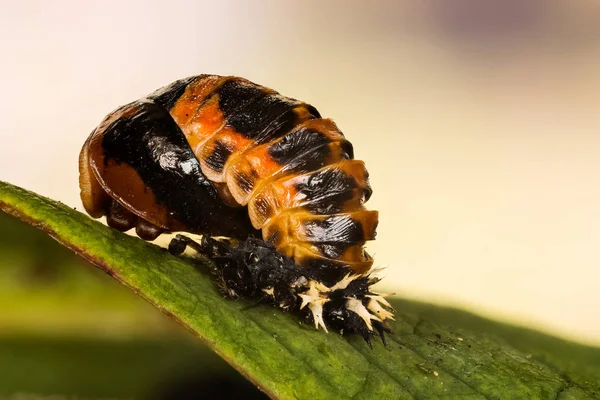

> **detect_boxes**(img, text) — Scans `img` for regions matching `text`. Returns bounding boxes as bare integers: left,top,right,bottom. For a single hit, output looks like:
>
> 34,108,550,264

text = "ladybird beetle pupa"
79,75,393,345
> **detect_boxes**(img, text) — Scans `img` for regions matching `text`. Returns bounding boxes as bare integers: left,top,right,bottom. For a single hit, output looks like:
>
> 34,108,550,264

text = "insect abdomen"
167,76,378,274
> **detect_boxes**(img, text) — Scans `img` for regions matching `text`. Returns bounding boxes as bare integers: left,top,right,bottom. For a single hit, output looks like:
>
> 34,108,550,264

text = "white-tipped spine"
367,297,395,321
346,298,381,331
296,276,394,333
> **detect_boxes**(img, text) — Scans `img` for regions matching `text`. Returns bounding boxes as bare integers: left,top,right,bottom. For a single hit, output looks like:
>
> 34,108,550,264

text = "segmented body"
80,75,378,276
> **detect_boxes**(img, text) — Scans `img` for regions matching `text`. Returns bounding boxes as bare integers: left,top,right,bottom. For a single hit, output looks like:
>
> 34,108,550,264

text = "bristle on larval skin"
169,234,394,346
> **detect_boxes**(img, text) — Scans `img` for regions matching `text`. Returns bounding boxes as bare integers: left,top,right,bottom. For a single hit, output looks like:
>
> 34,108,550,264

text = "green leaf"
1,179,599,400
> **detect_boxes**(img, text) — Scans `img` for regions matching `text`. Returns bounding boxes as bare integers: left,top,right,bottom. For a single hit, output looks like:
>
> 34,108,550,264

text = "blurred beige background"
0,0,599,345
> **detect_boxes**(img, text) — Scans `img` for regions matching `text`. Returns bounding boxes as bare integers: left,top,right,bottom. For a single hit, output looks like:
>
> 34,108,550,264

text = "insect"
79,75,393,344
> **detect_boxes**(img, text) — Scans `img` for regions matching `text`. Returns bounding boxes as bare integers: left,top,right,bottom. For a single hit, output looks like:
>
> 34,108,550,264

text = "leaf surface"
1,180,599,400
